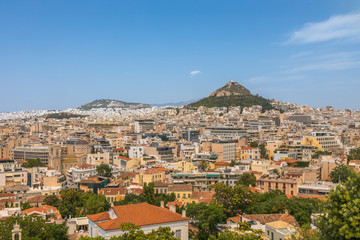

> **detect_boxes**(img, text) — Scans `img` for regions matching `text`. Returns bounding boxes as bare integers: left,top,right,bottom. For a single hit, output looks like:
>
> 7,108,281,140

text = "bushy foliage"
96,163,112,177
318,173,360,239
187,95,273,111
186,203,227,240
44,189,110,218
0,215,68,240
329,164,356,183
22,158,45,168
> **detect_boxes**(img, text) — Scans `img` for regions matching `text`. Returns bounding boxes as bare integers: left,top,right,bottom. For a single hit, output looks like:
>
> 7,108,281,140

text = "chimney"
169,205,176,213
182,210,186,218
160,201,164,208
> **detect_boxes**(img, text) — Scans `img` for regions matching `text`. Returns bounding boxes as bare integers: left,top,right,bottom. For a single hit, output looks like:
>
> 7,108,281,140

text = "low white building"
67,164,97,187
87,202,189,239
129,146,144,159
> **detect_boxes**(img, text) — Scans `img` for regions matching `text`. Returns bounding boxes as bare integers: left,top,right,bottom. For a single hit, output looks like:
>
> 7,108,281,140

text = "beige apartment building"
212,141,236,162
301,132,341,151
257,177,303,196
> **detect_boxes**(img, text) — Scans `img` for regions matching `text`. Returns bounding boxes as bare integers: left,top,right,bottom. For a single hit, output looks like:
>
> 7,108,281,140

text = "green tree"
143,182,156,205
347,147,360,163
212,182,254,216
84,194,110,215
96,163,112,177
329,164,356,183
250,142,258,148
318,173,360,239
20,201,32,211
312,150,331,159
198,160,210,172
186,203,227,240
43,195,60,207
290,224,321,240
22,158,45,168
114,194,146,206
235,172,256,187
259,143,268,159
0,215,68,240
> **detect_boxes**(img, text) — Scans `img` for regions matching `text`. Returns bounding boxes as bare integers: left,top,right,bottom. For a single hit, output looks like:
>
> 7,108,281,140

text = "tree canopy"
96,163,112,177
249,142,258,148
259,143,268,159
318,173,360,239
22,158,45,168
44,189,110,218
235,172,256,187
329,164,356,183
186,202,227,240
0,215,68,240
347,147,360,163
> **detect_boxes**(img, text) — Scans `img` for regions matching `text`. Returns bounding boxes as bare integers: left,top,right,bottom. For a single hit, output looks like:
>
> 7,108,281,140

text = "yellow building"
239,147,260,160
98,188,126,203
301,132,340,151
134,170,165,186
168,184,193,203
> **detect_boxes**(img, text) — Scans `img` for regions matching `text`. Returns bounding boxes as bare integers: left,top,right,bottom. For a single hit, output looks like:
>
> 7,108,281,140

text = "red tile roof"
98,188,126,196
78,164,94,168
118,156,132,161
96,203,189,230
297,194,327,200
233,213,299,227
87,212,110,222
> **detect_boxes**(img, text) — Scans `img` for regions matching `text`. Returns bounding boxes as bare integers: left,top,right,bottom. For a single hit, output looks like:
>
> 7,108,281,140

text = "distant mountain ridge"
79,99,151,110
151,99,200,107
187,80,273,111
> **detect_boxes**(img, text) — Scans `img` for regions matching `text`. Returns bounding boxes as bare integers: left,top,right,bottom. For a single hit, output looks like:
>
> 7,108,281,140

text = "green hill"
187,81,273,111
79,99,151,110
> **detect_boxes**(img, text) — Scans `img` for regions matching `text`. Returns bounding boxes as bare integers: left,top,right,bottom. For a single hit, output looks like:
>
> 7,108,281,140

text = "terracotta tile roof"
285,159,297,164
297,194,327,200
120,173,137,179
27,195,47,203
97,203,189,230
215,162,231,166
167,201,184,208
249,187,260,193
78,164,94,168
154,182,169,187
113,148,125,152
0,198,15,203
266,220,294,229
168,184,192,192
191,191,214,203
237,213,299,227
98,188,126,196
118,156,132,161
87,212,110,222
241,147,258,150
22,205,62,220
0,193,15,198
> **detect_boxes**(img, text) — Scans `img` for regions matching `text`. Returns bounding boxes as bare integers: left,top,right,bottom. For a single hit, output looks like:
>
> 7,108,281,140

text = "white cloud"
286,51,360,73
190,70,201,77
287,12,360,44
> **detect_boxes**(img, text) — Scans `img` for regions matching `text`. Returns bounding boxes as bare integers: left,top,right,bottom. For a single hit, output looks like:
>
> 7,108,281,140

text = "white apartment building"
128,146,144,159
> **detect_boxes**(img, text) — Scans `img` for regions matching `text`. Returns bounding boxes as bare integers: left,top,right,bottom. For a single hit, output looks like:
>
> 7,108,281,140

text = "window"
175,230,181,239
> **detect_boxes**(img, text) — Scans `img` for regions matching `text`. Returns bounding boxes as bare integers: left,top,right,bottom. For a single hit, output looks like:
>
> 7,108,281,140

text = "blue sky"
1,0,360,112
